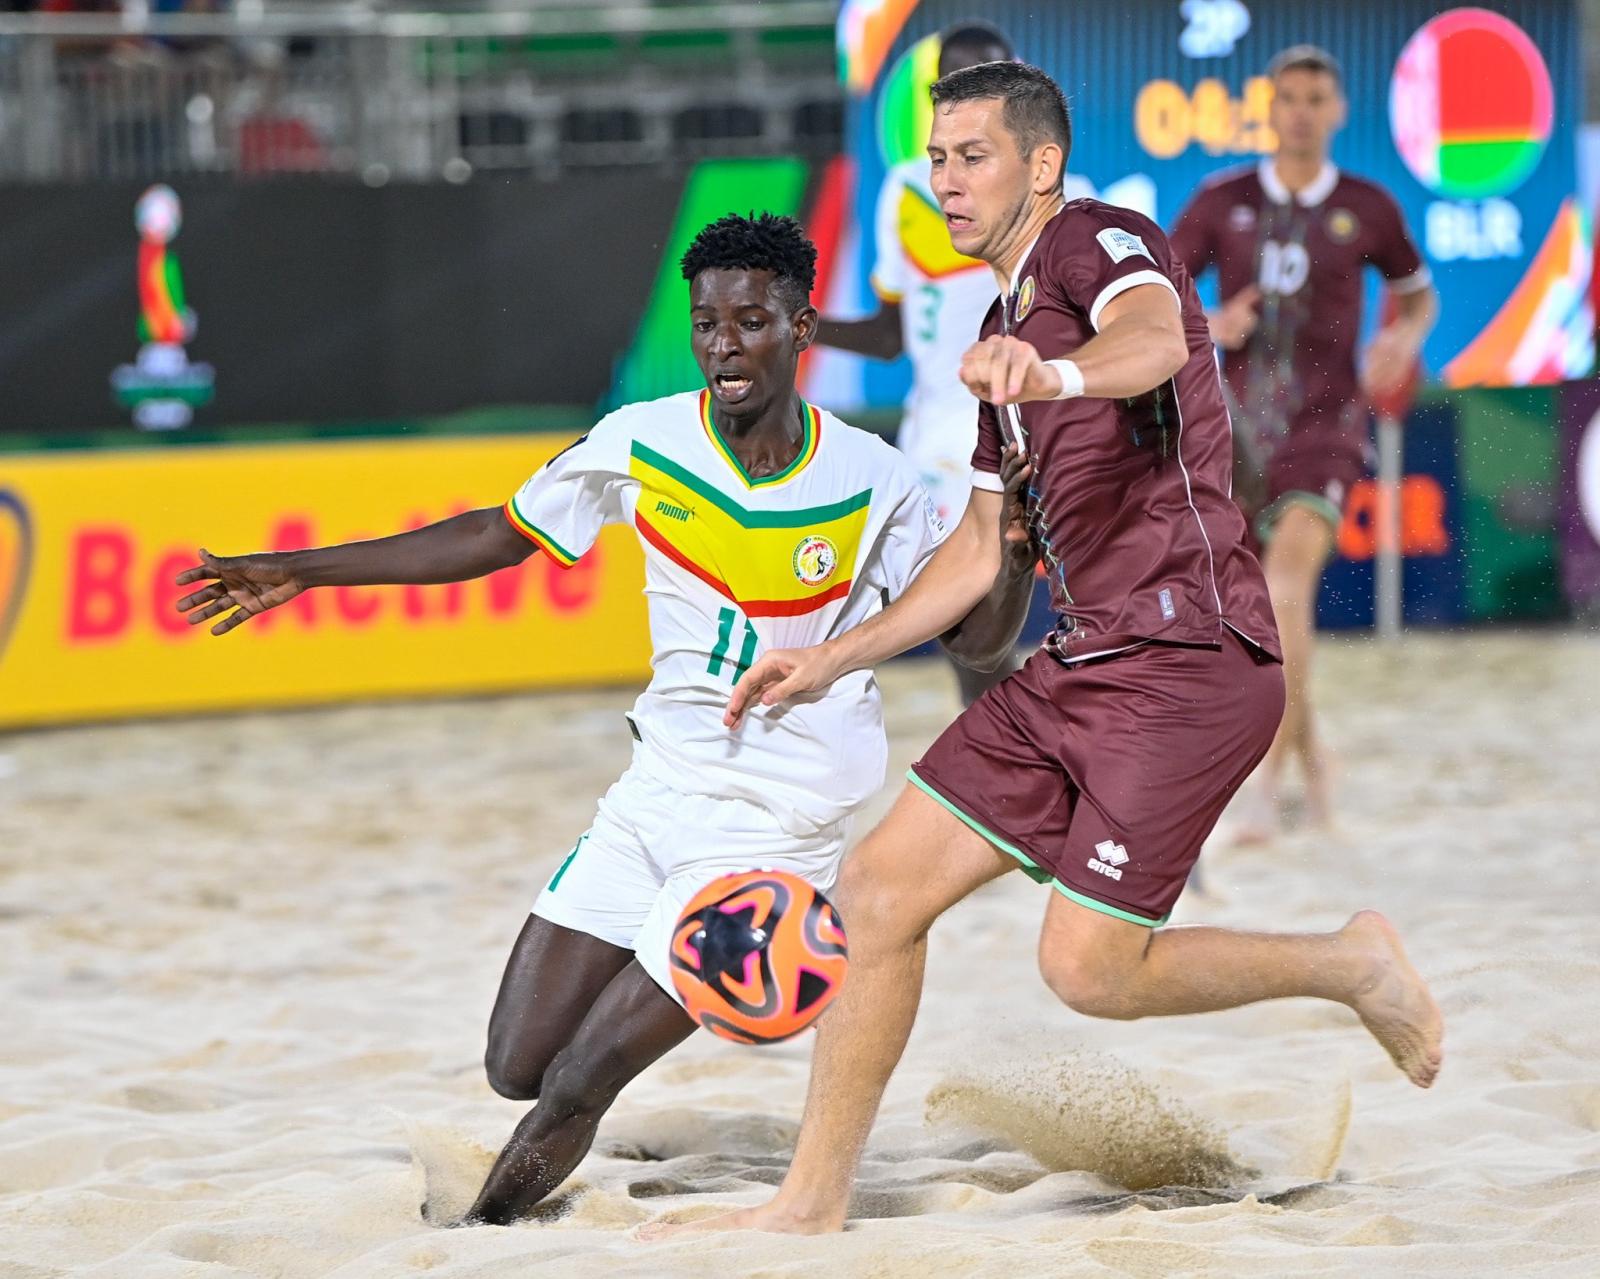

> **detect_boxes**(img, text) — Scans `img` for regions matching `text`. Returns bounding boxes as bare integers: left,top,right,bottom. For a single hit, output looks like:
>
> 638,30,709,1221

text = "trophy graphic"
110,184,216,430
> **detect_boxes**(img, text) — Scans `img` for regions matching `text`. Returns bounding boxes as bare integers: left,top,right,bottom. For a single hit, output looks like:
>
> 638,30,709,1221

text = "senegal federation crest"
792,535,838,587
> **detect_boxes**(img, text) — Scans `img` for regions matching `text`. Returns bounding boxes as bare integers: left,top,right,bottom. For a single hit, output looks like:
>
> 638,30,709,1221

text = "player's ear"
1032,142,1064,197
791,303,819,353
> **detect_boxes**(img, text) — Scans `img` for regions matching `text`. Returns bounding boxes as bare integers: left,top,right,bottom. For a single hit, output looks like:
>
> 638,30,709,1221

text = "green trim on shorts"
1255,489,1342,543
905,769,1166,928
546,833,588,892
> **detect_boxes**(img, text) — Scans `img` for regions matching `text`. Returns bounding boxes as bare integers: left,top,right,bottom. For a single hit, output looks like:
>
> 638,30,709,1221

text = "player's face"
689,268,817,416
928,98,1031,263
1269,68,1346,160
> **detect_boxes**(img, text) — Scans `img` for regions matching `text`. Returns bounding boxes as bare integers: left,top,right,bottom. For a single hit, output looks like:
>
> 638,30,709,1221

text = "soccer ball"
668,869,848,1044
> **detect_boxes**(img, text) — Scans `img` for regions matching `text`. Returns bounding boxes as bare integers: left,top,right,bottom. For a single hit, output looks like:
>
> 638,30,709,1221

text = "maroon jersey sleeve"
1168,184,1219,281
969,297,1007,485
1045,203,1184,332
1361,185,1429,288
970,397,1004,484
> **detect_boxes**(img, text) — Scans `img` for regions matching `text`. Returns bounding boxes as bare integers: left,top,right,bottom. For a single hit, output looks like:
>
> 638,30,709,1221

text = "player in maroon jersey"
650,61,1442,1241
1171,46,1438,841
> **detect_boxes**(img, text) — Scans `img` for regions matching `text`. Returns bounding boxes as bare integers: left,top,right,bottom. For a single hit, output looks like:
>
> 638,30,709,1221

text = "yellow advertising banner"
0,435,651,728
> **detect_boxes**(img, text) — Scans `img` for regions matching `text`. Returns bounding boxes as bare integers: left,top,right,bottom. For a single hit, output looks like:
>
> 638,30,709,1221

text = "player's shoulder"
599,390,702,439
877,158,933,213
1057,197,1165,237
1330,169,1406,211
1043,199,1171,270
1191,163,1261,200
887,157,930,190
815,407,921,485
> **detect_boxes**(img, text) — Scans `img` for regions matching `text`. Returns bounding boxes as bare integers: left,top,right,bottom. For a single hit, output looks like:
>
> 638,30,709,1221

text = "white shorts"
898,411,978,531
531,760,849,1003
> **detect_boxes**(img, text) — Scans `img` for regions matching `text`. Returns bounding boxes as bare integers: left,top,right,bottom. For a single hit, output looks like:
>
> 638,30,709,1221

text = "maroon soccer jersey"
1170,161,1430,446
971,199,1280,664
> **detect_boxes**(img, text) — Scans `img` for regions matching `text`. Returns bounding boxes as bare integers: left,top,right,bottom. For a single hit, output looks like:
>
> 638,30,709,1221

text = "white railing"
0,4,841,182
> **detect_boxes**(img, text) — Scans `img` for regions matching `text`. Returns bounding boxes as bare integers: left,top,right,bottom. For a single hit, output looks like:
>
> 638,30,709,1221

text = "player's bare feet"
638,1200,844,1240
1342,910,1444,1088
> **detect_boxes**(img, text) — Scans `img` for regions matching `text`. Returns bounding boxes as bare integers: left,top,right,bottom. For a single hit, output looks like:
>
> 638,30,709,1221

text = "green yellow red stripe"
699,390,820,488
635,510,733,599
635,510,854,618
503,499,579,567
631,441,870,528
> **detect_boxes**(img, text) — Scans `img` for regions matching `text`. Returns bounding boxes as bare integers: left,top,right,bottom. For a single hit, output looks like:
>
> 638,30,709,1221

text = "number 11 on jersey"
708,607,758,682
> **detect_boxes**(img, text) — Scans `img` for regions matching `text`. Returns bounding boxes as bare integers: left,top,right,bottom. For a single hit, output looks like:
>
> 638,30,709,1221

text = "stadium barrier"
0,4,839,184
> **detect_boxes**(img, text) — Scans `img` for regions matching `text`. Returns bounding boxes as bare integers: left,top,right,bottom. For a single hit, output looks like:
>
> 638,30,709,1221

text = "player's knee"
483,1040,545,1101
834,857,923,955
1038,945,1140,1020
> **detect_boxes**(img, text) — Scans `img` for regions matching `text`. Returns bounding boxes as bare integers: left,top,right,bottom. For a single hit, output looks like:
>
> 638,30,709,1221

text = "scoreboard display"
814,0,1589,410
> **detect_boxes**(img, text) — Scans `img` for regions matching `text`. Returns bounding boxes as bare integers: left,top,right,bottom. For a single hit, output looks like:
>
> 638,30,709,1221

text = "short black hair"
1267,44,1344,89
940,21,1012,62
930,61,1071,162
680,212,817,313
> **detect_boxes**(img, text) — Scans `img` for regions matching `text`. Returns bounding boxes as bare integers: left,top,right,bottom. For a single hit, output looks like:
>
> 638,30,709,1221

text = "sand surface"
2,632,1598,1277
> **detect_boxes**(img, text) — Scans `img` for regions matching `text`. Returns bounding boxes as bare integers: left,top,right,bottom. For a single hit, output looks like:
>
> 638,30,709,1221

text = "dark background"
0,174,681,434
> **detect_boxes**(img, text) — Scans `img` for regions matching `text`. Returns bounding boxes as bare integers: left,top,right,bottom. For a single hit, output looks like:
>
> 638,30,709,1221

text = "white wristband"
1045,358,1084,400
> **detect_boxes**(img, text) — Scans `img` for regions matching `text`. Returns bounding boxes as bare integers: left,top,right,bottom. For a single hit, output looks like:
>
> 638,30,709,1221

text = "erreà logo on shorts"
792,535,838,587
1087,839,1128,881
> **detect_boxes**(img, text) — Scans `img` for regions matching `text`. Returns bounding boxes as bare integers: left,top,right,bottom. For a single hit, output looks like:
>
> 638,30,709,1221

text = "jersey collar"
1258,158,1339,208
1004,203,1065,297
698,389,821,489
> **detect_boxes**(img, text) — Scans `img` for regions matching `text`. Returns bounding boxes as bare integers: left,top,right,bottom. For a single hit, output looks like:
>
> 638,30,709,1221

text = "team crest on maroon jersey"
1326,208,1360,243
1014,275,1037,322
1228,204,1256,231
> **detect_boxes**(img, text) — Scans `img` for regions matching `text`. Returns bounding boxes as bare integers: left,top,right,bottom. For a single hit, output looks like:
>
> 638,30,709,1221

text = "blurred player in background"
817,21,1091,704
1171,45,1437,840
172,214,1032,1224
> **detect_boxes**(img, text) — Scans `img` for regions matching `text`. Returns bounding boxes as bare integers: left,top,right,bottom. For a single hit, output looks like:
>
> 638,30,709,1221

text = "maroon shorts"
1256,426,1367,540
909,630,1284,925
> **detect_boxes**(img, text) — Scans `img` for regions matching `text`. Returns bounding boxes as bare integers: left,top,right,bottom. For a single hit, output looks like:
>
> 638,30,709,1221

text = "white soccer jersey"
871,158,1000,437
506,389,946,837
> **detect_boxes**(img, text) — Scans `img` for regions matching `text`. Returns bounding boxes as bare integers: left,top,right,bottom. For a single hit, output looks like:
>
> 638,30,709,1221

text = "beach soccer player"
172,213,1026,1224
654,62,1443,1239
1171,45,1438,840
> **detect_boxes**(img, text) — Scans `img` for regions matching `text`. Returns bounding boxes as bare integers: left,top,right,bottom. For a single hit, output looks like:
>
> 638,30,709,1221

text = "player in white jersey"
171,214,1025,1225
819,23,1071,704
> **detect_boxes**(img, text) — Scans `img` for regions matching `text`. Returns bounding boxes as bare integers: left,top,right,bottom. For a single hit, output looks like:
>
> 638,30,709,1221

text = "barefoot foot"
1343,910,1444,1088
638,1201,844,1241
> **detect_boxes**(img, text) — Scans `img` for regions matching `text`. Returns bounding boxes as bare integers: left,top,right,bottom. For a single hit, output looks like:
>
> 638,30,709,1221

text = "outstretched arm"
939,444,1037,672
174,506,533,635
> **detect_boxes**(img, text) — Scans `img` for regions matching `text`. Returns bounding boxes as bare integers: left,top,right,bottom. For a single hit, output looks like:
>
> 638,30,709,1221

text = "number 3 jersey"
505,389,947,836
